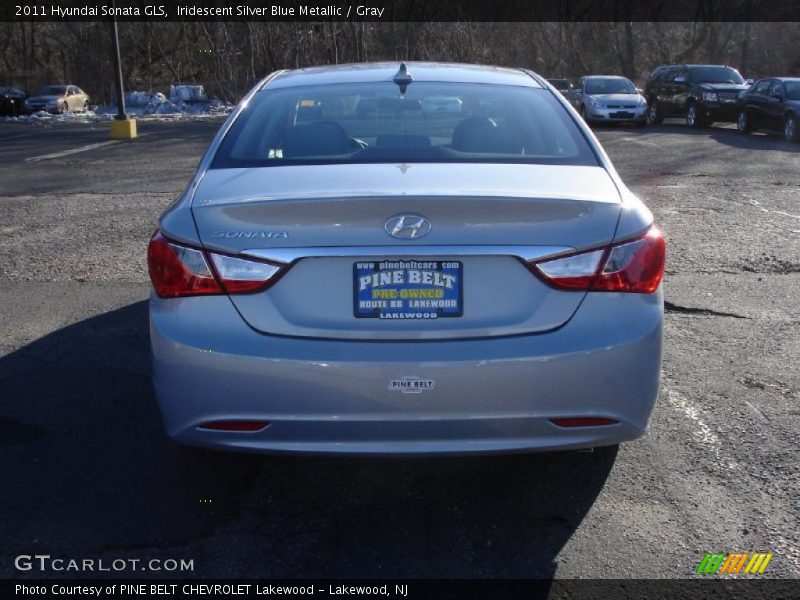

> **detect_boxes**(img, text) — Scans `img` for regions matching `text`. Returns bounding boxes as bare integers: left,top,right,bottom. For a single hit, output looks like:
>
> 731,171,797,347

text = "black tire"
635,120,647,128
784,114,799,143
647,100,663,125
737,110,753,134
57,101,67,115
686,102,706,129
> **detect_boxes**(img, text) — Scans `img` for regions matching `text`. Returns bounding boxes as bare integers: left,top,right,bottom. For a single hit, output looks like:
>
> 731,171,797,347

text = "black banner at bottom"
5,579,800,600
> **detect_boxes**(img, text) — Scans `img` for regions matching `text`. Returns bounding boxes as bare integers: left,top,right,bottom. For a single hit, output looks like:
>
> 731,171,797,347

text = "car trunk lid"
190,163,622,340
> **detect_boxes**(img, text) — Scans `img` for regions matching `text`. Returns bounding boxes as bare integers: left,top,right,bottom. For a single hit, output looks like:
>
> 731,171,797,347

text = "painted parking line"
22,130,170,163
25,140,121,163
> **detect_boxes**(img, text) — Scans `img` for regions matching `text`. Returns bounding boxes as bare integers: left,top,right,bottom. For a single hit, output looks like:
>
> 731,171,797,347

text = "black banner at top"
4,0,800,22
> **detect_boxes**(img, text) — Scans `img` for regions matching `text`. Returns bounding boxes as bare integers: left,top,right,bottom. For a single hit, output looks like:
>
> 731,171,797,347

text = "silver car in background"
148,62,665,455
573,75,648,126
24,84,89,114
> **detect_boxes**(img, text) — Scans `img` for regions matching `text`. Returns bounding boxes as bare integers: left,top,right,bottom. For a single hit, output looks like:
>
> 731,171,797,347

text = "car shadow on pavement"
627,122,800,152
708,129,800,152
0,301,617,579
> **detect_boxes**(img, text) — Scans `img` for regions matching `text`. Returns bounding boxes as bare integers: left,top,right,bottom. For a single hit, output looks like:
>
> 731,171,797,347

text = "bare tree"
2,22,798,102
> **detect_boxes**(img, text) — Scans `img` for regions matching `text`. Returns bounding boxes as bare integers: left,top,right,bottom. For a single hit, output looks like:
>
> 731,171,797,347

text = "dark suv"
645,64,750,128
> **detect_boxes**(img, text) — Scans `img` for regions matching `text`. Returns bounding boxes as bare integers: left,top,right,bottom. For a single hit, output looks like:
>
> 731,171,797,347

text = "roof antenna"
393,62,413,95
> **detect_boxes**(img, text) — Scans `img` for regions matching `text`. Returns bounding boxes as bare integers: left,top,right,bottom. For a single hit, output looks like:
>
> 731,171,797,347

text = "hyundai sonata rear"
149,62,664,455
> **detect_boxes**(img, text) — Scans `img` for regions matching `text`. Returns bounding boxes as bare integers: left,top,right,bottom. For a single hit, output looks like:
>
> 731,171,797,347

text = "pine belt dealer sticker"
354,260,463,319
389,376,437,394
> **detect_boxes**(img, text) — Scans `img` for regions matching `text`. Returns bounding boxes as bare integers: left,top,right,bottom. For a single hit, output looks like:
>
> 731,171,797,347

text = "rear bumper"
150,289,663,455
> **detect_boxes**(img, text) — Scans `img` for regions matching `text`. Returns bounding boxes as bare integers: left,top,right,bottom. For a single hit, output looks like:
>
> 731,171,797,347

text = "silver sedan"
24,84,90,114
148,62,665,455
573,75,648,126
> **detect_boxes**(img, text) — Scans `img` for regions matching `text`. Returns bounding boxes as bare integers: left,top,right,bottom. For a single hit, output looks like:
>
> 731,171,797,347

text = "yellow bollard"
110,118,138,139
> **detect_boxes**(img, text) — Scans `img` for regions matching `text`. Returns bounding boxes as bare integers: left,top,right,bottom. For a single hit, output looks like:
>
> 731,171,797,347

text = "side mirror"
636,88,644,94
673,76,686,83
745,79,754,85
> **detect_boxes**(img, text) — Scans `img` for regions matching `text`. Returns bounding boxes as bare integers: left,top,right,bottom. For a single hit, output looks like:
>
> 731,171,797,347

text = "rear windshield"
211,81,597,168
688,67,744,84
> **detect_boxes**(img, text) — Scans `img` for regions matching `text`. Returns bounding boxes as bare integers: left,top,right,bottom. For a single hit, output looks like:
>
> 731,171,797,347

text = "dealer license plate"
354,260,463,319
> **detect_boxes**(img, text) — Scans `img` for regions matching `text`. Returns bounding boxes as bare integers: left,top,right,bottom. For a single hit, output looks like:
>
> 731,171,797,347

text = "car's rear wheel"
647,100,663,125
57,101,66,115
686,102,706,128
737,110,753,134
784,114,799,143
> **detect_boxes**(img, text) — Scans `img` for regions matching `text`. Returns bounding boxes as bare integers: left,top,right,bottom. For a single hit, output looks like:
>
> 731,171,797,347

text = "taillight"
530,225,665,294
147,232,285,298
593,226,666,293
533,248,606,291
147,233,221,298
208,252,283,294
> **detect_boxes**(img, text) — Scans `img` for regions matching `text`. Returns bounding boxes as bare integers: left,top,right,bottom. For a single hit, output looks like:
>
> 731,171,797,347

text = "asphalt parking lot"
0,117,798,579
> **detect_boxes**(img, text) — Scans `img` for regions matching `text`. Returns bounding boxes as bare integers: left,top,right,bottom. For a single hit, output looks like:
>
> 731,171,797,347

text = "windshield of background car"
584,78,637,94
784,81,800,100
688,67,744,84
36,86,66,96
211,81,598,168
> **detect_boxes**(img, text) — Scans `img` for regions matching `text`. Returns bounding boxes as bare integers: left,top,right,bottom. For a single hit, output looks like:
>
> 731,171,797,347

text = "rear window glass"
211,81,597,169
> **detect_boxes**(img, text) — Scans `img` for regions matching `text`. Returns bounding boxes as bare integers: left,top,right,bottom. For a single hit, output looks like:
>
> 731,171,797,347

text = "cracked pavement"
0,119,797,579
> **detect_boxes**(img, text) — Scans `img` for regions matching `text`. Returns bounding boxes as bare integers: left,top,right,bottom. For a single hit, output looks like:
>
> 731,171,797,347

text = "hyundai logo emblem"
385,215,432,239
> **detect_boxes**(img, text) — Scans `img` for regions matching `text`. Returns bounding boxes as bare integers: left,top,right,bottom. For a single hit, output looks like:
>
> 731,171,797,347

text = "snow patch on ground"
1,88,233,124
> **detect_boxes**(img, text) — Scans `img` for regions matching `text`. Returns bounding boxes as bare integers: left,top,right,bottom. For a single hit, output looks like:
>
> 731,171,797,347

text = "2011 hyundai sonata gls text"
148,62,665,455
